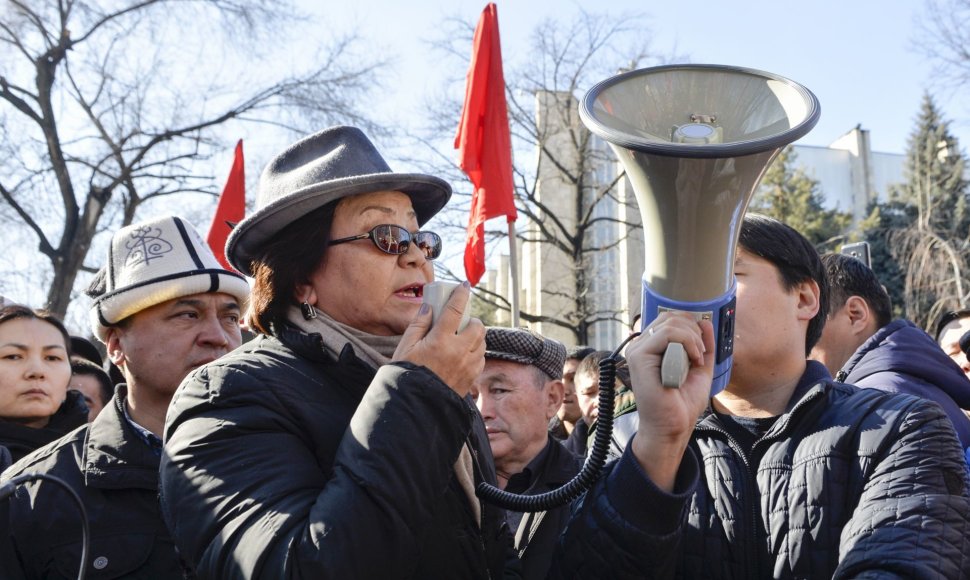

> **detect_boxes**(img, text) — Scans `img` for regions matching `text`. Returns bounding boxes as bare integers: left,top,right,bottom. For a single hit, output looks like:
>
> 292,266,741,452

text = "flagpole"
455,3,517,309
507,221,520,327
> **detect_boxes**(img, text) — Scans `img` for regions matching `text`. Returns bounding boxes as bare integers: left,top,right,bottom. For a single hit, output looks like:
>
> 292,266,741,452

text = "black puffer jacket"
553,362,970,578
838,318,970,452
0,386,182,578
159,328,518,579
0,390,88,466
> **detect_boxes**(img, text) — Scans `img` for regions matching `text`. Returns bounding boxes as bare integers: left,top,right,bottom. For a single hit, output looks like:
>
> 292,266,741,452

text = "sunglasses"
329,224,442,260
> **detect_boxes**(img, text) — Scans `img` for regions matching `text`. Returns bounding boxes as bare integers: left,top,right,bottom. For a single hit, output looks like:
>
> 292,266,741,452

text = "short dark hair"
247,202,338,335
0,305,71,354
738,213,829,355
71,359,113,406
935,309,970,342
820,253,892,329
70,335,103,366
575,350,631,390
566,346,596,363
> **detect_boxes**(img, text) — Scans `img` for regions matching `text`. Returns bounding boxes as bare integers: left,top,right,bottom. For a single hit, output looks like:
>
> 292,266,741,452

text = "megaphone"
579,64,820,394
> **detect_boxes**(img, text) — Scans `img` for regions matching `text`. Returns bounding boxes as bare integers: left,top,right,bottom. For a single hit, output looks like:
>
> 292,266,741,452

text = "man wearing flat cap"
473,327,582,580
2,215,248,578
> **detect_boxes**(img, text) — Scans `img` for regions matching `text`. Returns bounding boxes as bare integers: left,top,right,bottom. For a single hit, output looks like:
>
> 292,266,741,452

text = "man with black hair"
936,309,970,380
811,252,970,459
553,213,970,578
550,346,594,447
69,359,113,423
1,216,248,578
69,335,103,367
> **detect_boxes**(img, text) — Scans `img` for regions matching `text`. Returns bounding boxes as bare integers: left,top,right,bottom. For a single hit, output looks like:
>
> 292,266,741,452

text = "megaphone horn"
579,64,820,394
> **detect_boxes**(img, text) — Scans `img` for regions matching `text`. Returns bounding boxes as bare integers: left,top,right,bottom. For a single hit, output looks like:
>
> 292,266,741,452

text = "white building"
793,126,905,221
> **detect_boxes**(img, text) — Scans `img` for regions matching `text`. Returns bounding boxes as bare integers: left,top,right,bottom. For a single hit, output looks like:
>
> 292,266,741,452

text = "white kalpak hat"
89,215,250,341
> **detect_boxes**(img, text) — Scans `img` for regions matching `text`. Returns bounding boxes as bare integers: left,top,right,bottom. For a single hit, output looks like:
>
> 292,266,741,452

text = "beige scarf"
286,305,398,367
286,304,481,526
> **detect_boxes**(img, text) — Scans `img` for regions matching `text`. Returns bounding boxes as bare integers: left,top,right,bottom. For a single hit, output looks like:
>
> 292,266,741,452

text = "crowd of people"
1,125,970,578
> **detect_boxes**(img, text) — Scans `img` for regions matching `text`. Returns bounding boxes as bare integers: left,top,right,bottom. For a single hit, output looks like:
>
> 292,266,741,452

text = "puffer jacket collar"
838,318,970,408
274,324,379,371
274,324,334,363
695,361,834,437
83,385,160,491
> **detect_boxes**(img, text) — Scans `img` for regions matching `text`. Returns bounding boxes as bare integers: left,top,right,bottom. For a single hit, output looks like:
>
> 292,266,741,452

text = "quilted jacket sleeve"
835,396,970,578
548,445,700,579
159,361,472,579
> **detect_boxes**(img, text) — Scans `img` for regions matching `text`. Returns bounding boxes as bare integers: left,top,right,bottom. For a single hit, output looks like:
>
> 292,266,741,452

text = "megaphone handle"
661,342,689,388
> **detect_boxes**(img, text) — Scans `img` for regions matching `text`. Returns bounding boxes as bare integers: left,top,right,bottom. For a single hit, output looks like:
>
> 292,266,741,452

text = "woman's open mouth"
395,283,425,300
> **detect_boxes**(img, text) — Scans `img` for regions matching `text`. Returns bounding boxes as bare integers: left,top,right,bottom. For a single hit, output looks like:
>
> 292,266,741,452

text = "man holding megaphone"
550,214,970,579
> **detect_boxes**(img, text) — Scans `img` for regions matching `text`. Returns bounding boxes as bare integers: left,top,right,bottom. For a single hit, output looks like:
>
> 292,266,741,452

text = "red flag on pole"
207,139,245,271
455,3,516,287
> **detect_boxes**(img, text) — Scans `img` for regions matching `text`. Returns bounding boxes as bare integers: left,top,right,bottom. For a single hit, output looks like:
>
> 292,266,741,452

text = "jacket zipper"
692,384,827,577
694,422,760,577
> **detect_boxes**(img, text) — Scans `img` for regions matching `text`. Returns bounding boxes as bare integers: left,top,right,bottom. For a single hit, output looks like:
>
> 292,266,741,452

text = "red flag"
455,3,516,287
207,140,245,271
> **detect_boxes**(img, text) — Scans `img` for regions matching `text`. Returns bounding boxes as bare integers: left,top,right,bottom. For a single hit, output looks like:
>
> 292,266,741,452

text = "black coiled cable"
0,472,90,580
475,331,641,512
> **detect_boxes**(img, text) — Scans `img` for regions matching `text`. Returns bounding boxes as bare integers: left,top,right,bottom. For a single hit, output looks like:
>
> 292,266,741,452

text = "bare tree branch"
0,0,386,317
422,9,661,344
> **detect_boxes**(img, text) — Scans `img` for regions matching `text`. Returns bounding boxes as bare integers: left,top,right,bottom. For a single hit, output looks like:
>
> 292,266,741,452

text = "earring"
301,301,317,320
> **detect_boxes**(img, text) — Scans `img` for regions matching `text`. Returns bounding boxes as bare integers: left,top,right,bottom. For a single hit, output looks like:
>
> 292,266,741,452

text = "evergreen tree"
749,146,851,251
886,92,970,328
894,93,970,234
858,201,914,318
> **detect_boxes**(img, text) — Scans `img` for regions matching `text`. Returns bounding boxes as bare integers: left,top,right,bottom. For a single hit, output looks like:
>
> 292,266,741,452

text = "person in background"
554,213,970,578
571,350,636,458
69,335,103,367
473,326,581,580
936,308,970,380
1,215,248,578
0,305,85,466
158,126,518,579
69,359,113,423
811,252,970,460
549,345,593,442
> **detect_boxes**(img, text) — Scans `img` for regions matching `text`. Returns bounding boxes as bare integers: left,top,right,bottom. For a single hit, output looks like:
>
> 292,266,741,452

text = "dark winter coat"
507,438,582,580
838,318,970,452
0,445,10,473
0,389,88,465
159,328,519,579
0,386,182,579
552,361,970,578
562,419,588,457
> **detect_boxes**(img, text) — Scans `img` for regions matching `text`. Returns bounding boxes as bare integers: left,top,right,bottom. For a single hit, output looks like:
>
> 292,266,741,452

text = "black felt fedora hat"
226,126,452,276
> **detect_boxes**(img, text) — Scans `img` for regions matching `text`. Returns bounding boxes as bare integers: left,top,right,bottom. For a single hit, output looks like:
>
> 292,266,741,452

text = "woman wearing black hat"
159,126,513,579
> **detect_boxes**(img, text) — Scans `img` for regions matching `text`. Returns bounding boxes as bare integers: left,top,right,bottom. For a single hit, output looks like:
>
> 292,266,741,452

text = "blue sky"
6,0,961,326
312,0,967,156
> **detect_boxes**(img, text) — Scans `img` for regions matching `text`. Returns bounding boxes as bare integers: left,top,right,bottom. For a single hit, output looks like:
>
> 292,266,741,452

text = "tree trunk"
46,244,84,319
45,195,103,319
